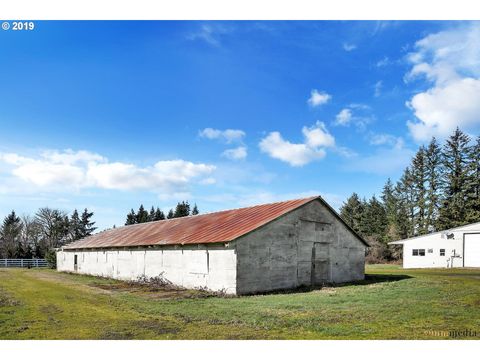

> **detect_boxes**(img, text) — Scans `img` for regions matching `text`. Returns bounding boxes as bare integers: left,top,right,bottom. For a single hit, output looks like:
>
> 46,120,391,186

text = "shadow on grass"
247,274,412,296
334,273,412,288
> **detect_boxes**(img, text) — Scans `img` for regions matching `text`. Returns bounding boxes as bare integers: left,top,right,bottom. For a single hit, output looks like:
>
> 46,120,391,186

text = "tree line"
340,127,480,262
125,201,199,225
0,208,96,262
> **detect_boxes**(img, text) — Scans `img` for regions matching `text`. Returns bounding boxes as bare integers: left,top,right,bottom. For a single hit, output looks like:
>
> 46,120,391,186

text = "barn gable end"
234,199,366,294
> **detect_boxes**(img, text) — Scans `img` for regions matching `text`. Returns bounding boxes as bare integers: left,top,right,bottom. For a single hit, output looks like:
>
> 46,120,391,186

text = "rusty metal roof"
63,196,368,250
63,196,320,250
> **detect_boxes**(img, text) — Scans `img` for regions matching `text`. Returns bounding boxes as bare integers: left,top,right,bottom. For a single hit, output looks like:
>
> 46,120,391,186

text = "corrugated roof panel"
63,196,319,250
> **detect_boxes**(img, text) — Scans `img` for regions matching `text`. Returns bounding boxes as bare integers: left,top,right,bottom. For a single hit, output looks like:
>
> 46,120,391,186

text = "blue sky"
1,21,480,230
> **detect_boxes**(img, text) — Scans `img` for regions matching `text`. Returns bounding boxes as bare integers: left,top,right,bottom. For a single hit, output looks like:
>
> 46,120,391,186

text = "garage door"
464,233,480,267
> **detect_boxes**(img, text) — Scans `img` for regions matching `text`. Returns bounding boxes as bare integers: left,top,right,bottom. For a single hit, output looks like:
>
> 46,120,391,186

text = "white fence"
0,258,48,268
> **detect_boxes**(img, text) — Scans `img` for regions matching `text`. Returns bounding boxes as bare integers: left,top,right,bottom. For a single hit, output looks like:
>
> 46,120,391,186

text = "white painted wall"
57,245,237,294
393,223,480,269
464,233,480,267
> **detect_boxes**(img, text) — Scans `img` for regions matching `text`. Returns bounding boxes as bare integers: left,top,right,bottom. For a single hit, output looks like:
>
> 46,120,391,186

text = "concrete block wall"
235,199,366,294
57,245,237,294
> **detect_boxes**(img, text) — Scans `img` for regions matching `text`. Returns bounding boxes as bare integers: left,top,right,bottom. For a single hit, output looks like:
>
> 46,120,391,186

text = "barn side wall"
235,199,366,295
56,245,237,294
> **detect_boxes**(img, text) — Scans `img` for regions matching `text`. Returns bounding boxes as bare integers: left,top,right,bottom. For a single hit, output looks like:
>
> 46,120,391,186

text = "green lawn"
1,265,479,339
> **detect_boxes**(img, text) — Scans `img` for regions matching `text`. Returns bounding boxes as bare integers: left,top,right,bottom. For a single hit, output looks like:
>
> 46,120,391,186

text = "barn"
389,222,480,269
57,196,368,295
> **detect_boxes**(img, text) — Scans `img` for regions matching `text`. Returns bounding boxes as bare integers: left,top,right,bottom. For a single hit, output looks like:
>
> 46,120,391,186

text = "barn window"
412,249,419,256
440,249,445,256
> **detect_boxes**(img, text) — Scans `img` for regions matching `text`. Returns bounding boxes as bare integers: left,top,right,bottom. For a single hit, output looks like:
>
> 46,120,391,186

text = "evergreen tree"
148,206,156,222
438,128,472,229
339,193,364,233
80,208,96,237
0,211,23,258
361,196,388,240
191,204,199,215
136,205,149,223
125,209,137,225
381,179,400,241
167,209,174,219
411,146,428,235
425,137,442,232
153,207,165,221
174,201,190,218
70,209,83,241
466,136,480,223
397,167,416,237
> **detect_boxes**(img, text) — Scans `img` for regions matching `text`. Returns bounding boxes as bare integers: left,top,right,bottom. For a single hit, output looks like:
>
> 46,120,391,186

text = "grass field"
1,265,479,339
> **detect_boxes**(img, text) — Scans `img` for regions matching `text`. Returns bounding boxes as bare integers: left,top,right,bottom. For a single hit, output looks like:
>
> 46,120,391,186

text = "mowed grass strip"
0,265,479,339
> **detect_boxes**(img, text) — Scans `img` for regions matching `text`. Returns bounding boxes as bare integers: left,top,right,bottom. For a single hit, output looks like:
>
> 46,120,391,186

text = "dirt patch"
101,329,135,340
0,289,21,307
39,304,63,324
15,324,30,333
39,304,63,315
91,281,212,299
134,319,180,335
89,277,228,300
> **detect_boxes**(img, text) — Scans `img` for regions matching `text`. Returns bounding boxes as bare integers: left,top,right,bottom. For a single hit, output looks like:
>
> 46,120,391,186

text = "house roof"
62,196,368,250
388,221,480,245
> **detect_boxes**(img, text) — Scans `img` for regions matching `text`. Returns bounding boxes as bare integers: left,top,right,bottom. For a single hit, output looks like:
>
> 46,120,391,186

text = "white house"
389,222,480,269
57,196,368,295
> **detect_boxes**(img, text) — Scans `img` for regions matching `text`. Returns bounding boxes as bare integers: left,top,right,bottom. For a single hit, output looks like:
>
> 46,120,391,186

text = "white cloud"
335,108,353,126
333,106,372,130
307,89,331,107
187,24,231,47
259,132,325,167
343,43,357,51
333,146,358,158
407,78,480,141
0,149,215,194
369,133,404,148
221,146,247,161
376,56,391,67
405,23,480,141
302,122,335,148
259,122,334,167
374,80,383,97
200,177,216,185
199,128,245,144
